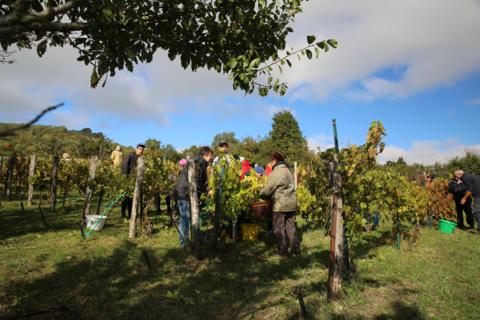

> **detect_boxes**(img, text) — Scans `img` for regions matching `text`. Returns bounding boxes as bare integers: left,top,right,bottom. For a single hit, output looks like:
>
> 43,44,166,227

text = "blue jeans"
178,200,190,247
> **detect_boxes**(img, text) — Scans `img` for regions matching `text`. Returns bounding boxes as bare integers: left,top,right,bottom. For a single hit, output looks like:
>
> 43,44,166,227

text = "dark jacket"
121,152,138,176
448,180,467,202
173,157,210,201
461,173,480,197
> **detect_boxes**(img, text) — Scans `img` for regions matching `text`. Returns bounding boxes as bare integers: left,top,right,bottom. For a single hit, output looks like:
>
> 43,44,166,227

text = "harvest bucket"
86,215,107,231
241,223,262,241
438,219,456,234
250,201,272,218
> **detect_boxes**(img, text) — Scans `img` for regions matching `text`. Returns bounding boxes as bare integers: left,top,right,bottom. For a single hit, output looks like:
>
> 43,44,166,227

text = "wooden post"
49,155,59,212
27,154,36,206
294,161,298,190
187,156,200,246
82,156,98,225
5,155,16,200
327,156,345,300
129,157,145,238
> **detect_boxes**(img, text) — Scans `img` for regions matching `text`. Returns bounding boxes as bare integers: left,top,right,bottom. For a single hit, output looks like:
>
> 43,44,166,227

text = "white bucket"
85,215,107,231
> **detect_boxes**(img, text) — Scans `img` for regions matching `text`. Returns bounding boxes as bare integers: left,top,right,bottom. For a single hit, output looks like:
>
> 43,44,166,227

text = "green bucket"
438,219,457,234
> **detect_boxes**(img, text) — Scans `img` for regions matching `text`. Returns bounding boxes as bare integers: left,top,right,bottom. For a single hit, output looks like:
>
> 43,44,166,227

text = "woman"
260,152,300,255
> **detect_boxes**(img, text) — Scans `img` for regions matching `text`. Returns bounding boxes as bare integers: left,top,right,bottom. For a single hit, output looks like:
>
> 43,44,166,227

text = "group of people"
174,141,300,255
114,141,301,256
448,170,480,232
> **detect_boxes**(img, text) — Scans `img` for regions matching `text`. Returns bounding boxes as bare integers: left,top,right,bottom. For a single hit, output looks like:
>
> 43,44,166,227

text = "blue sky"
1,0,480,165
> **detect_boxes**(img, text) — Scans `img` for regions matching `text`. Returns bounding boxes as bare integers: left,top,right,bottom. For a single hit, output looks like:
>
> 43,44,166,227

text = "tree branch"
0,103,64,137
0,0,79,26
0,21,88,38
255,42,319,73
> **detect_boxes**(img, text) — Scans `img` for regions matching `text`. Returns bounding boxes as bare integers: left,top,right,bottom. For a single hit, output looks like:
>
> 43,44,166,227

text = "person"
173,146,214,247
110,145,123,168
454,170,480,232
448,174,474,229
213,141,233,165
120,143,145,220
260,152,300,255
179,158,187,168
265,163,273,176
240,159,251,180
254,163,265,176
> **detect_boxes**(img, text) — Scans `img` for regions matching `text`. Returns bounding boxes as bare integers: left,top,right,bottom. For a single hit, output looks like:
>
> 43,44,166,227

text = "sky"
1,0,480,165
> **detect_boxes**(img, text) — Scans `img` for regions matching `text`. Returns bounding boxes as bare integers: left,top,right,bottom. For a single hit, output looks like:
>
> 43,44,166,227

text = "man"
173,146,213,247
121,143,145,219
213,141,233,165
454,170,480,232
448,174,474,229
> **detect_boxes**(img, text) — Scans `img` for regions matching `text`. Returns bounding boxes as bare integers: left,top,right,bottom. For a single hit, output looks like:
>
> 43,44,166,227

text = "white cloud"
378,140,480,165
307,134,334,152
284,0,480,101
49,110,91,129
1,0,480,125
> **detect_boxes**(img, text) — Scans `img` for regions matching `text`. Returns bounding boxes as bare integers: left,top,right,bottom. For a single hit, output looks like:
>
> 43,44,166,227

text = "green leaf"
327,39,338,49
36,39,48,57
259,87,268,96
307,35,316,44
102,9,113,20
305,49,312,59
90,67,100,88
249,58,261,69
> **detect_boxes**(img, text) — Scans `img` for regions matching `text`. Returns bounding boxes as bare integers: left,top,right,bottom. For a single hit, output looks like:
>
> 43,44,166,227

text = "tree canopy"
0,0,337,95
267,110,309,163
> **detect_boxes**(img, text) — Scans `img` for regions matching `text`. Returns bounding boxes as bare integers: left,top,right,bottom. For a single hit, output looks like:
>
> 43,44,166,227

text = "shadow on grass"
0,202,84,240
0,236,332,320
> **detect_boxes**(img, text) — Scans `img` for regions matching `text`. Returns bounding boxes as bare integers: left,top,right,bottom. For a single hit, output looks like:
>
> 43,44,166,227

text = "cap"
136,143,146,148
179,159,187,166
218,141,228,147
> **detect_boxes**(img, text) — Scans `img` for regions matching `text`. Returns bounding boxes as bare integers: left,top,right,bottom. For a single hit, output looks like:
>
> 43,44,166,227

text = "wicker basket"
250,201,272,218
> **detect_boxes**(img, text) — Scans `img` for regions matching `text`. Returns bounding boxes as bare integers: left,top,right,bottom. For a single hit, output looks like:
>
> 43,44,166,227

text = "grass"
0,198,479,319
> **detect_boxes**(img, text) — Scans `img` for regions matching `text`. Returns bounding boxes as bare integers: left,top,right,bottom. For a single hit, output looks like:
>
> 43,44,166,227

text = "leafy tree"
161,144,181,162
266,110,309,163
0,0,337,95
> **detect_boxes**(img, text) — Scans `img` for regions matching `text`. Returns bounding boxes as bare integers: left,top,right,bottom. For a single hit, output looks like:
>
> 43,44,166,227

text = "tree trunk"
27,154,36,206
49,155,59,212
327,157,345,301
294,161,298,190
96,190,104,215
82,156,98,225
187,157,200,247
129,157,145,238
5,155,16,200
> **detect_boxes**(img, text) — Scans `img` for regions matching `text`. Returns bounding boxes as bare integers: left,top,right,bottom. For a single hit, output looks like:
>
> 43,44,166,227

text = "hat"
179,159,187,167
136,143,146,148
218,141,229,147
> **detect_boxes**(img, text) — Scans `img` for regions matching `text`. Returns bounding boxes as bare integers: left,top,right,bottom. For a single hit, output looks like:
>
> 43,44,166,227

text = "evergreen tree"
267,111,309,164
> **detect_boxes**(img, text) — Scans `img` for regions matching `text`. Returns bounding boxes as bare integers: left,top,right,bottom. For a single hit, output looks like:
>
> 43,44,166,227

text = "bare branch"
0,103,64,137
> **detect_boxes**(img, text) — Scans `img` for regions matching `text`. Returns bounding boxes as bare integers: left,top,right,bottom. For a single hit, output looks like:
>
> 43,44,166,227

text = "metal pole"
332,119,339,153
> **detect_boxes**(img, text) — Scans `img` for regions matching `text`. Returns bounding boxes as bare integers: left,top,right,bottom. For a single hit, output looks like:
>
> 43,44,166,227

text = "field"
1,200,479,320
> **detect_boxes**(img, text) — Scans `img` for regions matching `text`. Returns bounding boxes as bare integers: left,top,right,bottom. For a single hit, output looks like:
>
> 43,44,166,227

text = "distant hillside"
0,123,123,158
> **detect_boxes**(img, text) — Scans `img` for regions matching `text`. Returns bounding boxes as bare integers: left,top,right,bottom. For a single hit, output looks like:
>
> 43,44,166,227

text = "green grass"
0,199,479,319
